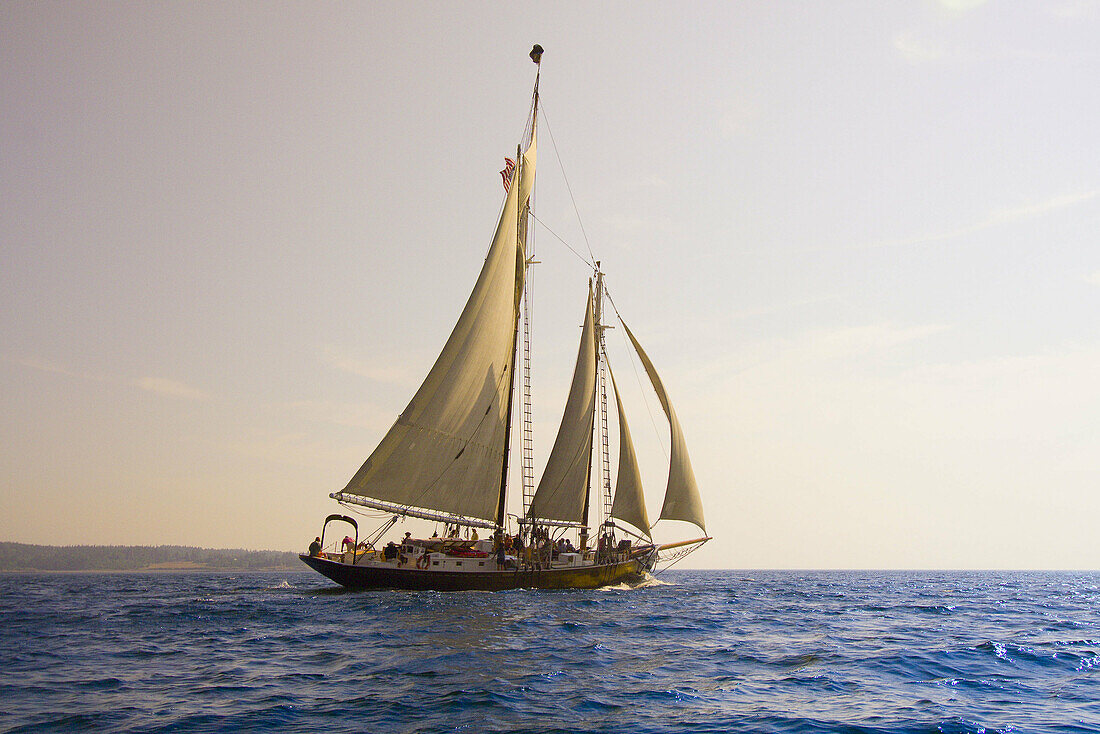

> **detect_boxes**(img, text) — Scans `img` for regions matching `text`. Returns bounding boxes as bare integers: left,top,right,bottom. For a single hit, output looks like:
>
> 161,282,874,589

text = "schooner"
300,46,709,590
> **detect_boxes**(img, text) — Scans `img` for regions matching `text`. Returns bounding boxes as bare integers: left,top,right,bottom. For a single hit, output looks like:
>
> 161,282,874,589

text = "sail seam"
394,419,503,458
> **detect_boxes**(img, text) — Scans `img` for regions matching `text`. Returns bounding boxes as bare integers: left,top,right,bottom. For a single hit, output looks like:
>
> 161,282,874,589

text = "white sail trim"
621,320,706,534
527,283,597,523
341,137,535,523
607,362,652,538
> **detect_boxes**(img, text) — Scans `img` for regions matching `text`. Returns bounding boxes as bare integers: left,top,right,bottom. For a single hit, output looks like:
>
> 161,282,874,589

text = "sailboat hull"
299,554,646,591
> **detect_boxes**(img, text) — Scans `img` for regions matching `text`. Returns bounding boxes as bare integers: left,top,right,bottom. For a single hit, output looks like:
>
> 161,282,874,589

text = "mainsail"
621,320,706,533
606,363,652,538
526,283,597,523
338,129,537,524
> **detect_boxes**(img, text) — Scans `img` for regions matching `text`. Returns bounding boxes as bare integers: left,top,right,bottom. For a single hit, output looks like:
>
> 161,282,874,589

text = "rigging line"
604,286,668,462
654,547,693,575
602,287,628,323
539,105,597,265
529,211,594,269
336,501,395,521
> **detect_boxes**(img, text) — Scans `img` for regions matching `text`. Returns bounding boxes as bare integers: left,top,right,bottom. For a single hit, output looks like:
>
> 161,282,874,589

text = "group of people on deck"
309,525,626,570
489,529,579,571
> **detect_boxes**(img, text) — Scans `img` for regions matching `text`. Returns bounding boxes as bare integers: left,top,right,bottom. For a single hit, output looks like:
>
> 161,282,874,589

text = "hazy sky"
3,2,1098,568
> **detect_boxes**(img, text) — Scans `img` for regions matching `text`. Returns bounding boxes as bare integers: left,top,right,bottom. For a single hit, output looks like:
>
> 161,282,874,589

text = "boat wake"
597,572,672,591
635,573,673,588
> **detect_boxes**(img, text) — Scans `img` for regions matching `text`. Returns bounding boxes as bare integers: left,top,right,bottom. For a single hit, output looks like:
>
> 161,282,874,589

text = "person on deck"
308,537,322,556
342,536,355,552
496,543,507,570
513,535,525,568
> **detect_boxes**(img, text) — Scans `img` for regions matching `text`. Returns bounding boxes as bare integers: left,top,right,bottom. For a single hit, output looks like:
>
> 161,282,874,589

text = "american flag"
500,158,516,191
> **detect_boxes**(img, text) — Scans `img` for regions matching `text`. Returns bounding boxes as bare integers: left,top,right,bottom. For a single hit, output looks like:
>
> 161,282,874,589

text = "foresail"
341,136,535,523
607,363,652,538
527,283,597,523
621,320,706,533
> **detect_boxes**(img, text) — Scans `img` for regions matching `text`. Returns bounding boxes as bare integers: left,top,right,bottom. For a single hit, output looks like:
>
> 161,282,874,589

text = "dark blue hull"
299,554,646,590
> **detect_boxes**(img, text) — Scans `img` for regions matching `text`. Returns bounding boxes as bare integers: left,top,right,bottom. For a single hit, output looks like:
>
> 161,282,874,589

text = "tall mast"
495,54,541,529
520,65,541,519
495,142,522,529
520,250,536,517
595,264,613,533
579,274,596,553
582,264,611,551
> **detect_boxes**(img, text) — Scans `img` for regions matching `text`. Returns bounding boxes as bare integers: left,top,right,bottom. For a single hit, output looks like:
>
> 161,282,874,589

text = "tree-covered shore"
0,542,300,571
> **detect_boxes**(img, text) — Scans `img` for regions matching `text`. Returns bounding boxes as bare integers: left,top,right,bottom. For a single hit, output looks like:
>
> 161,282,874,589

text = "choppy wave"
2,570,1099,733
596,571,671,591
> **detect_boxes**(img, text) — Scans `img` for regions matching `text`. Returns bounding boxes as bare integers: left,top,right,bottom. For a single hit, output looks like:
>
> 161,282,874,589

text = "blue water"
2,570,1098,733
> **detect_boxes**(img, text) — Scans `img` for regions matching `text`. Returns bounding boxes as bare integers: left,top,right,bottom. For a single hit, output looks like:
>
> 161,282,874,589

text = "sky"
2,1,1098,569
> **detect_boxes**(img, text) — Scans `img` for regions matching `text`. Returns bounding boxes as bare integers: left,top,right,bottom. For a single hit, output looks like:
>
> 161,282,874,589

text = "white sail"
621,320,706,533
527,283,597,523
340,135,536,523
607,363,652,538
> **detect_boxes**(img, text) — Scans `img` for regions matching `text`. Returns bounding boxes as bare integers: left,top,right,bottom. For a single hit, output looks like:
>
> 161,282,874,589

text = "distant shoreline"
0,542,303,573
1,565,305,574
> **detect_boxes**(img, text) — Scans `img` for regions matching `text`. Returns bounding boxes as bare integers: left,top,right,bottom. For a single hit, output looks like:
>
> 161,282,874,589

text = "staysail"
338,131,537,524
526,283,597,523
621,320,706,533
606,362,652,538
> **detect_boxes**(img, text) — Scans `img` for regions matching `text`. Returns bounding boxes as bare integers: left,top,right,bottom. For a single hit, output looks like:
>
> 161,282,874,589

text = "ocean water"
1,570,1098,733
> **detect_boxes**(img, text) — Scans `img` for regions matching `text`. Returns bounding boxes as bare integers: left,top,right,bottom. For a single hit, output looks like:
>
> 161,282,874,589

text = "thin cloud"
772,323,949,365
722,295,842,322
10,357,212,402
1050,0,1100,18
688,322,949,383
1085,270,1100,286
850,189,1100,251
986,190,1100,223
893,24,1044,65
137,377,210,401
321,344,416,386
5,355,106,382
283,399,395,432
623,174,669,190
